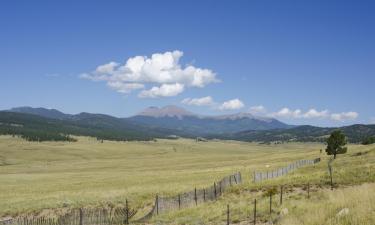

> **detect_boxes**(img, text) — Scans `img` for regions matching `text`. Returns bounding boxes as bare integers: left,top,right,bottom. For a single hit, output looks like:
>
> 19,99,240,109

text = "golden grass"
279,183,375,225
0,135,374,225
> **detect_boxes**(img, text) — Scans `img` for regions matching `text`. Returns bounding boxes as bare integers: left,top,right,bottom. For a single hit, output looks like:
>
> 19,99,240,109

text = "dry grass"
279,183,375,225
1,135,374,225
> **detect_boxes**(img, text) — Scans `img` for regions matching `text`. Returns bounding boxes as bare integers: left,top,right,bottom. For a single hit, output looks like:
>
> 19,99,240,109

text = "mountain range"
1,106,374,143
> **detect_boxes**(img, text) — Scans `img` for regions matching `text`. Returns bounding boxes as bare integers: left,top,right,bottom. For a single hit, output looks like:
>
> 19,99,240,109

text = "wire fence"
1,156,320,225
218,183,313,225
253,158,321,182
0,205,136,225
135,172,242,222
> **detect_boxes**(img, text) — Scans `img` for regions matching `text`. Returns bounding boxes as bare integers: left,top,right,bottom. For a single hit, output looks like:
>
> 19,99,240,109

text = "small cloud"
138,83,184,98
331,112,359,121
249,105,267,115
302,109,329,119
269,107,302,118
181,96,215,106
219,99,245,110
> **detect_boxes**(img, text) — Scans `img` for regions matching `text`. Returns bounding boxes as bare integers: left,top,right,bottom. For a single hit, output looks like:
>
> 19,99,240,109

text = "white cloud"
80,50,218,98
268,107,358,122
270,107,302,118
302,109,329,119
331,112,359,121
181,96,215,106
249,105,267,115
138,83,184,98
219,99,245,110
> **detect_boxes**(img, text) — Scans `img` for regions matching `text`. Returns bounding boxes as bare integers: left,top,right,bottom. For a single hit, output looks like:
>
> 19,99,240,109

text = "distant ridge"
137,105,195,119
129,105,290,134
9,107,71,120
3,106,374,143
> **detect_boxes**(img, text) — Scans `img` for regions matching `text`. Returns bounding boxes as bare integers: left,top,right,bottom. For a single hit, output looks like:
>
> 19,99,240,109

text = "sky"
0,0,374,126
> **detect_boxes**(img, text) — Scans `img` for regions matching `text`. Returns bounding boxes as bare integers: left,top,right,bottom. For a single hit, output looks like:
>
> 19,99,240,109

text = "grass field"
1,135,374,224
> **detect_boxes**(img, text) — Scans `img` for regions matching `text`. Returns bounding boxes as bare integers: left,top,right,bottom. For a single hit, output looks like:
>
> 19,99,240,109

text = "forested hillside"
0,112,177,141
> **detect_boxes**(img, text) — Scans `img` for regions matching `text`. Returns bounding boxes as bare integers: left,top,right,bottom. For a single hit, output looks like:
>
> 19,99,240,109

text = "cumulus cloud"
270,107,303,118
249,105,267,115
267,107,358,122
181,96,215,106
138,83,184,98
303,109,330,119
330,112,359,121
80,50,218,97
219,99,245,110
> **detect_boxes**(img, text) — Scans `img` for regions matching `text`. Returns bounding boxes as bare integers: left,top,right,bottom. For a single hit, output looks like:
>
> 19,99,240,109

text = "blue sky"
0,0,374,126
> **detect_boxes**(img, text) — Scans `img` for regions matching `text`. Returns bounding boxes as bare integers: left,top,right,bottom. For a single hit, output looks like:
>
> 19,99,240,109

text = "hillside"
219,124,375,143
2,106,375,143
0,111,179,141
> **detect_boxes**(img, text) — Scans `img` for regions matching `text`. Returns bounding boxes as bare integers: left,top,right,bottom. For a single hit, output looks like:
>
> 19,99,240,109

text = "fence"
253,158,320,182
0,205,136,225
136,172,242,222
221,183,313,225
1,172,242,225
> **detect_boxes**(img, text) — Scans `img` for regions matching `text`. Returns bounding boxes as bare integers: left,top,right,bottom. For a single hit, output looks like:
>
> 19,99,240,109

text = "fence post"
233,174,238,184
253,199,257,225
125,199,129,224
229,176,232,186
156,195,159,215
178,194,181,209
280,185,283,205
214,182,217,200
203,188,206,202
194,188,198,206
227,204,230,225
219,181,222,195
79,208,83,225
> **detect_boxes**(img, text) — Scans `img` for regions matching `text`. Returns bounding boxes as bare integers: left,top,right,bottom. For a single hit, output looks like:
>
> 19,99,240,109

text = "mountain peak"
137,105,195,118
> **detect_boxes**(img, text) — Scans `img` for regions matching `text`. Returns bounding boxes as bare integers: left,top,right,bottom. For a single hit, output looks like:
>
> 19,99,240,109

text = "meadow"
0,135,374,224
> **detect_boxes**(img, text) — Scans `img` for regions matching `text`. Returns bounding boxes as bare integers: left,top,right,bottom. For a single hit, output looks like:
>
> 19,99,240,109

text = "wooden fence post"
253,199,257,225
125,199,129,224
280,185,283,205
226,204,230,225
79,208,83,225
156,195,159,215
214,182,217,200
178,194,181,209
194,188,198,206
203,189,206,202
